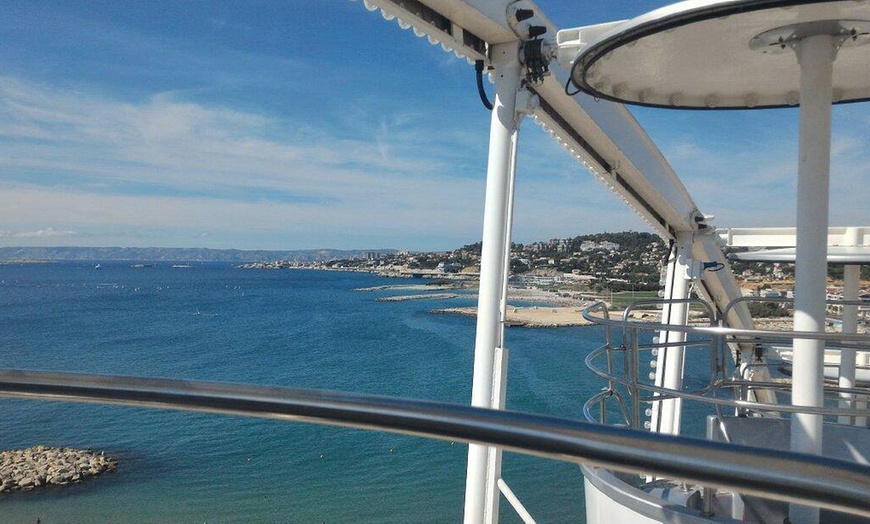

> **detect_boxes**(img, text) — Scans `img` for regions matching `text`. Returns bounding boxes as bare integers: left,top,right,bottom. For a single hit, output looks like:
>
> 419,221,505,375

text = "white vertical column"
484,345,510,522
839,228,861,425
790,34,836,524
484,116,521,524
498,130,521,345
464,41,521,524
838,263,860,423
650,232,691,435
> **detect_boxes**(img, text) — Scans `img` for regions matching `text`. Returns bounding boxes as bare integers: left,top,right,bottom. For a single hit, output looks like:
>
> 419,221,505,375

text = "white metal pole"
497,479,537,524
790,33,836,524
485,345,510,522
651,233,691,436
484,113,522,524
498,130,521,344
838,264,860,425
464,41,521,524
838,228,861,425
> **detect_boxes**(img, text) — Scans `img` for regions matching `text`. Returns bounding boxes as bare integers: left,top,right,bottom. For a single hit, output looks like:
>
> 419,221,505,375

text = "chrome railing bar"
1,369,870,518
629,326,641,429
622,297,717,325
586,358,870,417
586,341,870,416
721,296,870,323
582,302,870,343
583,389,631,426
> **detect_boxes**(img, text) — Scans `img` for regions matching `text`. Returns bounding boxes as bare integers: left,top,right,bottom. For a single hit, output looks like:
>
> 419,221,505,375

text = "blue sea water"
0,262,611,523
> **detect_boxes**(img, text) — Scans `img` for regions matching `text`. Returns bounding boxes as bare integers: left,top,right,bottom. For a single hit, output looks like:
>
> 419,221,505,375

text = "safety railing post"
630,326,641,430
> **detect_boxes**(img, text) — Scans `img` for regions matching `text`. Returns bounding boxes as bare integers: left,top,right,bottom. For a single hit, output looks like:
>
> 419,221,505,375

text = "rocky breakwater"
0,445,117,492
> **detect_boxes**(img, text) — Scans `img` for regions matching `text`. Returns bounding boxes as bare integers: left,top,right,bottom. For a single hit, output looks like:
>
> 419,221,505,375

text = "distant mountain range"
0,246,398,263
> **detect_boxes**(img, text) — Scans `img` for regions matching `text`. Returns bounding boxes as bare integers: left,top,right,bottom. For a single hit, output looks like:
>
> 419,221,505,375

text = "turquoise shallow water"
0,263,605,523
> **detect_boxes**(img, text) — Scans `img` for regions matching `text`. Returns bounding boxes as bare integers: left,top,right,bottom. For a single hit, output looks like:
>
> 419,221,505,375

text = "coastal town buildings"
236,231,868,329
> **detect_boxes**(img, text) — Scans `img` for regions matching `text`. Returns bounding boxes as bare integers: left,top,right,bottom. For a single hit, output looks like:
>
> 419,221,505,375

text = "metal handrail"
582,301,870,343
584,344,868,421
2,369,870,518
621,297,717,324
582,300,870,422
721,295,870,322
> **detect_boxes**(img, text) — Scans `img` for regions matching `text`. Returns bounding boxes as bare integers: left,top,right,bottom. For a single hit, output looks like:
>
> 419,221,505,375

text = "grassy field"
607,291,659,309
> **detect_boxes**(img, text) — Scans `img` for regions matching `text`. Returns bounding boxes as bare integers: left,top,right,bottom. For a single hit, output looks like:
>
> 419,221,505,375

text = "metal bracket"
520,39,550,84
750,19,870,54
515,87,539,118
506,1,552,85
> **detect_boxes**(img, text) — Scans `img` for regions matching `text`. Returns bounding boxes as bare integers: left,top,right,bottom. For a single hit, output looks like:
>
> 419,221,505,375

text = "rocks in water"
0,445,117,493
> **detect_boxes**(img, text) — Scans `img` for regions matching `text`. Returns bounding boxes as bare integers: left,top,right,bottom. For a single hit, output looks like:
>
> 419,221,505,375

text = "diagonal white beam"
357,0,756,331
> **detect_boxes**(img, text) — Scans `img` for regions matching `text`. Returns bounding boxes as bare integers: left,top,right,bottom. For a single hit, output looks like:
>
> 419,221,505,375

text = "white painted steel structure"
568,1,870,109
840,229,866,426
357,1,868,523
791,39,835,506
650,233,692,436
729,229,870,428
360,0,771,522
570,2,870,523
719,227,870,248
464,41,522,524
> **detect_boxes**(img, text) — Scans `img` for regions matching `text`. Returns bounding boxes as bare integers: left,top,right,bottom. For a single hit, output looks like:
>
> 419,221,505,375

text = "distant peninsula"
0,247,397,264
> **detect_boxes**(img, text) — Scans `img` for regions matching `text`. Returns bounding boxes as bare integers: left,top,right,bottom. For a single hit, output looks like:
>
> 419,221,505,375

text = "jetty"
377,293,458,302
0,446,117,492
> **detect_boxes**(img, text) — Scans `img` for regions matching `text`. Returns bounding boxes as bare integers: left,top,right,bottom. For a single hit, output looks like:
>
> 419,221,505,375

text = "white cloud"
0,76,471,197
656,129,870,229
0,76,497,248
0,73,657,249
0,227,77,238
1,71,867,250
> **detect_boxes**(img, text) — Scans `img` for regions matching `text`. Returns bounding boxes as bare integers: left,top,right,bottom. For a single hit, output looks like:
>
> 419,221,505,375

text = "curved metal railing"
583,299,870,344
1,369,870,518
721,295,870,325
583,300,726,428
582,299,870,424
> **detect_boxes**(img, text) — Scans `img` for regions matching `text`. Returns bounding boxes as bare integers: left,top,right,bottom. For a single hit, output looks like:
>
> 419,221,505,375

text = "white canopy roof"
570,0,870,109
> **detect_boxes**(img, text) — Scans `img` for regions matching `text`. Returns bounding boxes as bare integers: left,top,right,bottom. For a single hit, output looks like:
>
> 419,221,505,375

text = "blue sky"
0,1,867,251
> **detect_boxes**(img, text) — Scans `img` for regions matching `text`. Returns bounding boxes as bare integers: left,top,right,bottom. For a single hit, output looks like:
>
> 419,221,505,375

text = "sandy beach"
504,287,594,306
432,305,594,327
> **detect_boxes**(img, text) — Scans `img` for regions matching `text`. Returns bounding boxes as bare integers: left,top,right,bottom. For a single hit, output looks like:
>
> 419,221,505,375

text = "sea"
0,262,708,523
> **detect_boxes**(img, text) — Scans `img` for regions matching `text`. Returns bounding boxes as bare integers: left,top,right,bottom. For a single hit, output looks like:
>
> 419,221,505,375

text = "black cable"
565,60,584,96
475,60,493,110
663,239,675,266
565,75,583,97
